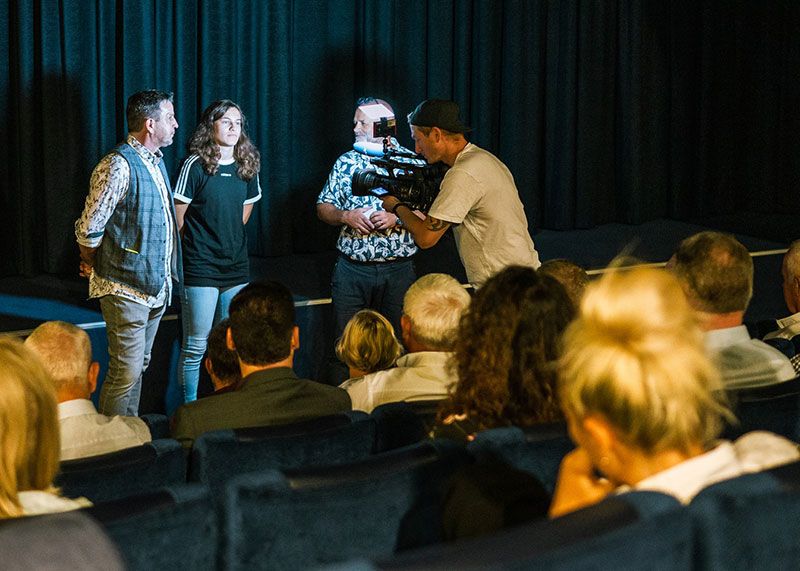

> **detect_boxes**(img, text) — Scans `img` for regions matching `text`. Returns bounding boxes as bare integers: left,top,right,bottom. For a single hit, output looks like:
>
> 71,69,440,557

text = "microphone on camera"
353,141,387,157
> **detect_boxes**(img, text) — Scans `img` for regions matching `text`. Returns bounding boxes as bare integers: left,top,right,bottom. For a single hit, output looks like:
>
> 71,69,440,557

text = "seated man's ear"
400,314,412,341
87,361,100,394
291,325,300,351
204,356,214,377
226,327,236,351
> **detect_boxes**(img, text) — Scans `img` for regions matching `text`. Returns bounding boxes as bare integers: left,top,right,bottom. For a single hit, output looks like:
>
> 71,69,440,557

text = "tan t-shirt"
428,143,539,287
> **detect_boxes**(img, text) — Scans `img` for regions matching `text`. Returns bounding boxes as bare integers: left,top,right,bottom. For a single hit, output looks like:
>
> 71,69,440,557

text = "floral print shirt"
317,144,420,262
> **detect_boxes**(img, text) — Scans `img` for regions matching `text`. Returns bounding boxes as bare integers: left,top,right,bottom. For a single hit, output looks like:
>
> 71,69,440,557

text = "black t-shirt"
174,155,261,287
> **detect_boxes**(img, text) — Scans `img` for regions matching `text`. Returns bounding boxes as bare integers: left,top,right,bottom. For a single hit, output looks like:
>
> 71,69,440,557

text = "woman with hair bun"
0,339,91,518
174,100,262,403
550,267,800,518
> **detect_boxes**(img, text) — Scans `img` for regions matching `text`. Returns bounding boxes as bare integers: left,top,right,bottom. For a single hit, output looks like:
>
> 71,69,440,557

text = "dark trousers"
331,255,416,340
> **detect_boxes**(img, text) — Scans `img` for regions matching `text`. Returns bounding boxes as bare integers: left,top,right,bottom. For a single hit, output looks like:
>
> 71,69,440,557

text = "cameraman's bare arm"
316,203,375,235
382,196,449,249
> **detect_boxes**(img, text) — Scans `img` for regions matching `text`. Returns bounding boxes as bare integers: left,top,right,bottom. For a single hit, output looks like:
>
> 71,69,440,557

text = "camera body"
351,151,448,212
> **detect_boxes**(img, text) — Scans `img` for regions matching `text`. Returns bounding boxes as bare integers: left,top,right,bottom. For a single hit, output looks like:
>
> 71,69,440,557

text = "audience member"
335,309,402,380
538,258,589,309
0,510,125,570
24,321,151,461
671,231,795,388
171,281,351,448
0,339,91,518
342,274,470,412
759,240,800,375
203,318,242,396
549,267,800,518
432,266,575,441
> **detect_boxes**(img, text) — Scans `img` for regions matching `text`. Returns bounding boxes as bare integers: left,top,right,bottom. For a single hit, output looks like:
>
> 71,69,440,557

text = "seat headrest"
232,413,354,442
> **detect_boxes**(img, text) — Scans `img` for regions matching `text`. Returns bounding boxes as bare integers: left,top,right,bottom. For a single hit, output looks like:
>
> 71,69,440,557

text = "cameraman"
380,99,540,288
317,97,419,339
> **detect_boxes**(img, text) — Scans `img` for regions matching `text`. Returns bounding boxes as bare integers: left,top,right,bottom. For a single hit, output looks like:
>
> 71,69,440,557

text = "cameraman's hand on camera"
370,210,398,231
342,207,375,235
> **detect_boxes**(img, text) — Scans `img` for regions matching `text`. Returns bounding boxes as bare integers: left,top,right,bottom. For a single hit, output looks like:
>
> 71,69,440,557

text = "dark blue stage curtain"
1,0,799,277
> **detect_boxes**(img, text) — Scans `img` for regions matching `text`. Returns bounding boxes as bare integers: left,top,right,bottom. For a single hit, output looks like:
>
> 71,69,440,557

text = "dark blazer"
172,367,352,448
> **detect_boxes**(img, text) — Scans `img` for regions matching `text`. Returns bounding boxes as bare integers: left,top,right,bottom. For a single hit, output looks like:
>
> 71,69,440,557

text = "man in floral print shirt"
317,97,421,342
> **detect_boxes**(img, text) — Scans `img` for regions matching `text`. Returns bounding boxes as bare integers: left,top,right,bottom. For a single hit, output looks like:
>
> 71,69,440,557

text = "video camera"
350,102,447,212
351,152,448,213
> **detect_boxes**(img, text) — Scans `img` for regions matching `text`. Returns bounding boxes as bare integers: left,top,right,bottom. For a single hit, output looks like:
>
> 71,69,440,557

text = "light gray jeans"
98,295,166,416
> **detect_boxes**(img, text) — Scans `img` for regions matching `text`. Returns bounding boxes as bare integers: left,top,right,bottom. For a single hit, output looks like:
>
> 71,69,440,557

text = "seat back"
56,438,186,502
0,511,125,570
87,483,217,571
189,412,375,491
326,491,690,570
139,412,170,439
467,424,574,493
371,400,443,452
724,377,800,440
222,440,471,570
688,460,800,570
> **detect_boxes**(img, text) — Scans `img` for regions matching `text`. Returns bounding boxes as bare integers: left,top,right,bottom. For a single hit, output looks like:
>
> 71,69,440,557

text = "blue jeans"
178,283,246,403
98,295,166,416
332,256,416,339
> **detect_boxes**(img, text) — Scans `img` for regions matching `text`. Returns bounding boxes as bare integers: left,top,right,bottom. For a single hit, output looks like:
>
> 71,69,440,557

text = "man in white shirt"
25,321,151,460
671,231,796,389
762,241,800,375
759,240,800,340
342,273,471,412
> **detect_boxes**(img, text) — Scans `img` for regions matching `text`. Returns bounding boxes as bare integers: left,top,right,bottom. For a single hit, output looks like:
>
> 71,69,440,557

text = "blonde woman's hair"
559,266,732,454
336,310,402,374
0,338,61,518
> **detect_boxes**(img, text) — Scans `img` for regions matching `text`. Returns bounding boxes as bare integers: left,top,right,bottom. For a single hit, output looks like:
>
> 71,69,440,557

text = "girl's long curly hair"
188,99,261,181
437,266,576,430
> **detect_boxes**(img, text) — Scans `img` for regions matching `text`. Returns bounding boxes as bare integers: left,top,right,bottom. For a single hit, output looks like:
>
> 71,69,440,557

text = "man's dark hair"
672,231,753,314
228,281,295,366
539,259,590,310
206,318,240,387
126,90,173,132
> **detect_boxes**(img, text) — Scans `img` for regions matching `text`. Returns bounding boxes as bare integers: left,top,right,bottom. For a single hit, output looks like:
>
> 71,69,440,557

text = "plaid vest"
95,142,181,296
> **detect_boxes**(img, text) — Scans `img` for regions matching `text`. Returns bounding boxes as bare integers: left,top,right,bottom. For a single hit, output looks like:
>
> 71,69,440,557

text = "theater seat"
56,438,186,502
724,377,800,440
324,491,690,570
189,412,375,491
466,424,574,493
221,440,471,570
0,511,125,570
140,412,170,439
688,460,800,570
371,400,443,452
87,483,217,571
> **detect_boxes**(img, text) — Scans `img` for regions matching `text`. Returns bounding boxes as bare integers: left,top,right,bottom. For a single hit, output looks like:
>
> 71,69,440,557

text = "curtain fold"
1,0,798,277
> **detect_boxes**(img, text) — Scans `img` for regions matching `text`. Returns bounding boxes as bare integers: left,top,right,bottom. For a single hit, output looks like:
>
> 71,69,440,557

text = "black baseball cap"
407,99,471,133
